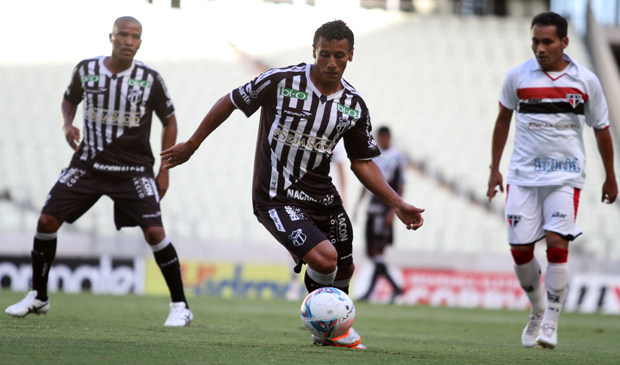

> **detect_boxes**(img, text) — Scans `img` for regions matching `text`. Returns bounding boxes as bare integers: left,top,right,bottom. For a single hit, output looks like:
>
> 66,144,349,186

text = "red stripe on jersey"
516,87,589,102
574,188,581,221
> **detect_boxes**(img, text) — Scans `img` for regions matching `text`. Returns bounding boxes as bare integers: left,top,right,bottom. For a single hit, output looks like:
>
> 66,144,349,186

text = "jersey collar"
530,53,580,79
304,63,345,101
98,55,136,78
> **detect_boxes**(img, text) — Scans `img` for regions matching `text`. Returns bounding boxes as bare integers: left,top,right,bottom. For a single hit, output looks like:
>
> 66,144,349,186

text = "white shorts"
505,185,582,245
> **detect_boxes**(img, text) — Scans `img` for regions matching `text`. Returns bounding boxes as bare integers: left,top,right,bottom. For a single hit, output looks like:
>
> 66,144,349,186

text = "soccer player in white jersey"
162,20,425,349
5,17,192,326
487,12,617,349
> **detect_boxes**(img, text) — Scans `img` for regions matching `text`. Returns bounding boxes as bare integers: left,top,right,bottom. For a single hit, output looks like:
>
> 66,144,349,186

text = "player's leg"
142,226,192,326
301,240,338,292
506,185,546,347
6,168,99,318
536,185,580,349
110,174,191,326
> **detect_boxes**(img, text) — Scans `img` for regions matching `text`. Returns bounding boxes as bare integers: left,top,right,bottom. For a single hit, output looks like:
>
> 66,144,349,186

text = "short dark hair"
531,12,568,39
313,20,354,51
377,126,390,136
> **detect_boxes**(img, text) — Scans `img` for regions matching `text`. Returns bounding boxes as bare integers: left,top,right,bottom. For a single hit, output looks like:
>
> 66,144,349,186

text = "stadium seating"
1,0,619,264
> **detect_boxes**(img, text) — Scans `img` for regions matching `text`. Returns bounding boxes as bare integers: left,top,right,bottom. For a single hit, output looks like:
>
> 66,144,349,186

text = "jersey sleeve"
150,74,175,120
63,64,84,105
230,72,276,118
584,76,610,129
498,69,519,110
343,112,381,160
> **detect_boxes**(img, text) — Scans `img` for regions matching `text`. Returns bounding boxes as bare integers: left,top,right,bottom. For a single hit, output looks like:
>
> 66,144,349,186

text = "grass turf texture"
1,292,619,364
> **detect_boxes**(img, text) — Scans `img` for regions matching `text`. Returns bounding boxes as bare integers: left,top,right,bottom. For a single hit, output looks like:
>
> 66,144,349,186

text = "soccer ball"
300,287,355,339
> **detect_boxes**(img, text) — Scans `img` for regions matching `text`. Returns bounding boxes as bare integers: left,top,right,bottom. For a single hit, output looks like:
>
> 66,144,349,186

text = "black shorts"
365,213,394,255
255,205,354,270
41,167,163,230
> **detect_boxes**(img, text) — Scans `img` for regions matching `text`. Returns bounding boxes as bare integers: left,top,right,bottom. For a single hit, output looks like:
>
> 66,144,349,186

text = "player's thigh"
255,206,329,264
106,175,163,230
542,185,581,239
313,208,354,270
505,185,545,245
41,168,102,224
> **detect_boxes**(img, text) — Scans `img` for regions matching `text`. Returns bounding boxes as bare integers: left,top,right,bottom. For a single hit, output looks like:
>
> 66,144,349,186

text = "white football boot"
312,327,367,349
164,302,193,327
521,313,543,348
5,290,50,318
536,323,558,349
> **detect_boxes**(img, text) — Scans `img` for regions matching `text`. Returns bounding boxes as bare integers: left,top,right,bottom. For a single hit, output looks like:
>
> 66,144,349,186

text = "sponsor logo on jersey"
85,87,108,95
128,78,152,88
81,74,100,83
246,80,271,98
329,213,349,243
127,89,143,106
268,209,285,232
282,109,313,118
507,214,522,228
286,189,334,205
336,103,359,118
533,158,581,172
566,93,583,108
85,107,140,127
142,212,162,218
551,212,567,219
285,206,306,221
289,229,307,246
272,123,335,154
238,85,251,105
279,87,308,101
133,177,156,199
527,121,580,131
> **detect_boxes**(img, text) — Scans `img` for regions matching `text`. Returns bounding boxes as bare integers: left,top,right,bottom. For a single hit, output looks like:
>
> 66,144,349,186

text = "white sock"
514,258,545,316
542,262,568,326
307,267,337,286
149,237,171,252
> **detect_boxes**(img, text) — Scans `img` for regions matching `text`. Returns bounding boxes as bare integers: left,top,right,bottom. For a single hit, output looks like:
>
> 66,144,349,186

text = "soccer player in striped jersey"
5,17,192,326
162,20,425,349
487,12,617,349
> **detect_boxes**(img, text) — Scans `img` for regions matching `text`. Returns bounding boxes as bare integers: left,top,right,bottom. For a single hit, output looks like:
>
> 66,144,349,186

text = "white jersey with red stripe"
498,54,609,188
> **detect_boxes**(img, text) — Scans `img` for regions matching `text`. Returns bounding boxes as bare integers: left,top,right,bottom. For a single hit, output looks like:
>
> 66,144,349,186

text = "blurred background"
1,0,620,312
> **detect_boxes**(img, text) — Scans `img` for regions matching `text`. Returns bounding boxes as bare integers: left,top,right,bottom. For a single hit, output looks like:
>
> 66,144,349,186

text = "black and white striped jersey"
64,56,174,175
230,63,380,212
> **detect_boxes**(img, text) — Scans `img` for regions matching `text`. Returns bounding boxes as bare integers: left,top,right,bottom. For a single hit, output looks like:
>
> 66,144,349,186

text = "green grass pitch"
1,291,619,364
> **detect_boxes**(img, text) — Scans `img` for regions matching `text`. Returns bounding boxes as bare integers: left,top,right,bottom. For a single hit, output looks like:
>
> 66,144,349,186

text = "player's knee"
143,226,166,245
36,215,62,233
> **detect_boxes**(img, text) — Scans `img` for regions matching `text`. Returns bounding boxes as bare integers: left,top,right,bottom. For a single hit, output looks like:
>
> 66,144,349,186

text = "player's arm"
594,127,618,203
161,95,236,169
487,105,513,202
350,159,424,230
155,114,178,198
61,99,80,151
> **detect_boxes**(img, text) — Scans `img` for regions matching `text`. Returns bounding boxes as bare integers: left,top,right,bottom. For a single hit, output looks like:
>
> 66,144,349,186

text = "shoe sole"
537,339,556,349
7,305,50,318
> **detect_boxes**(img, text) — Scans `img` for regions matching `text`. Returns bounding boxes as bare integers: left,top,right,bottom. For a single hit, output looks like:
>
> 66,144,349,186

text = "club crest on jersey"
507,215,522,228
566,94,583,108
127,89,143,106
289,229,307,246
336,116,351,135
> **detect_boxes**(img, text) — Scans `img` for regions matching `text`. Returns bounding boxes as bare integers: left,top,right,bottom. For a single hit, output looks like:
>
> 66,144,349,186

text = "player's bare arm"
155,114,178,198
350,159,424,230
61,99,80,151
161,95,236,169
593,127,618,203
487,105,513,202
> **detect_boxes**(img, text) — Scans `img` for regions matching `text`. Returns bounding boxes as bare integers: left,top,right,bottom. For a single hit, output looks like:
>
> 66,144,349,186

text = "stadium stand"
1,0,619,269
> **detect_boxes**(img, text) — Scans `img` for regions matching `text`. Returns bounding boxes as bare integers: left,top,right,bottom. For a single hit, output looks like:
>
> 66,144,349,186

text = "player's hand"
64,125,80,151
487,169,504,202
602,176,618,204
155,170,169,199
394,202,424,231
160,141,197,169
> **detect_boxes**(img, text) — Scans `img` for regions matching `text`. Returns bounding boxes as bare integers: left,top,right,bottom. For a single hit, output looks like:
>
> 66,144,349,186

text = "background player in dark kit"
357,126,405,302
6,16,192,326
162,20,424,347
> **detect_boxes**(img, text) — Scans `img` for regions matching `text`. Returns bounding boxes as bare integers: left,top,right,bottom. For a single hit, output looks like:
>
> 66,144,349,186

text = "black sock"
153,243,188,307
32,237,57,301
304,270,329,293
360,263,382,299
